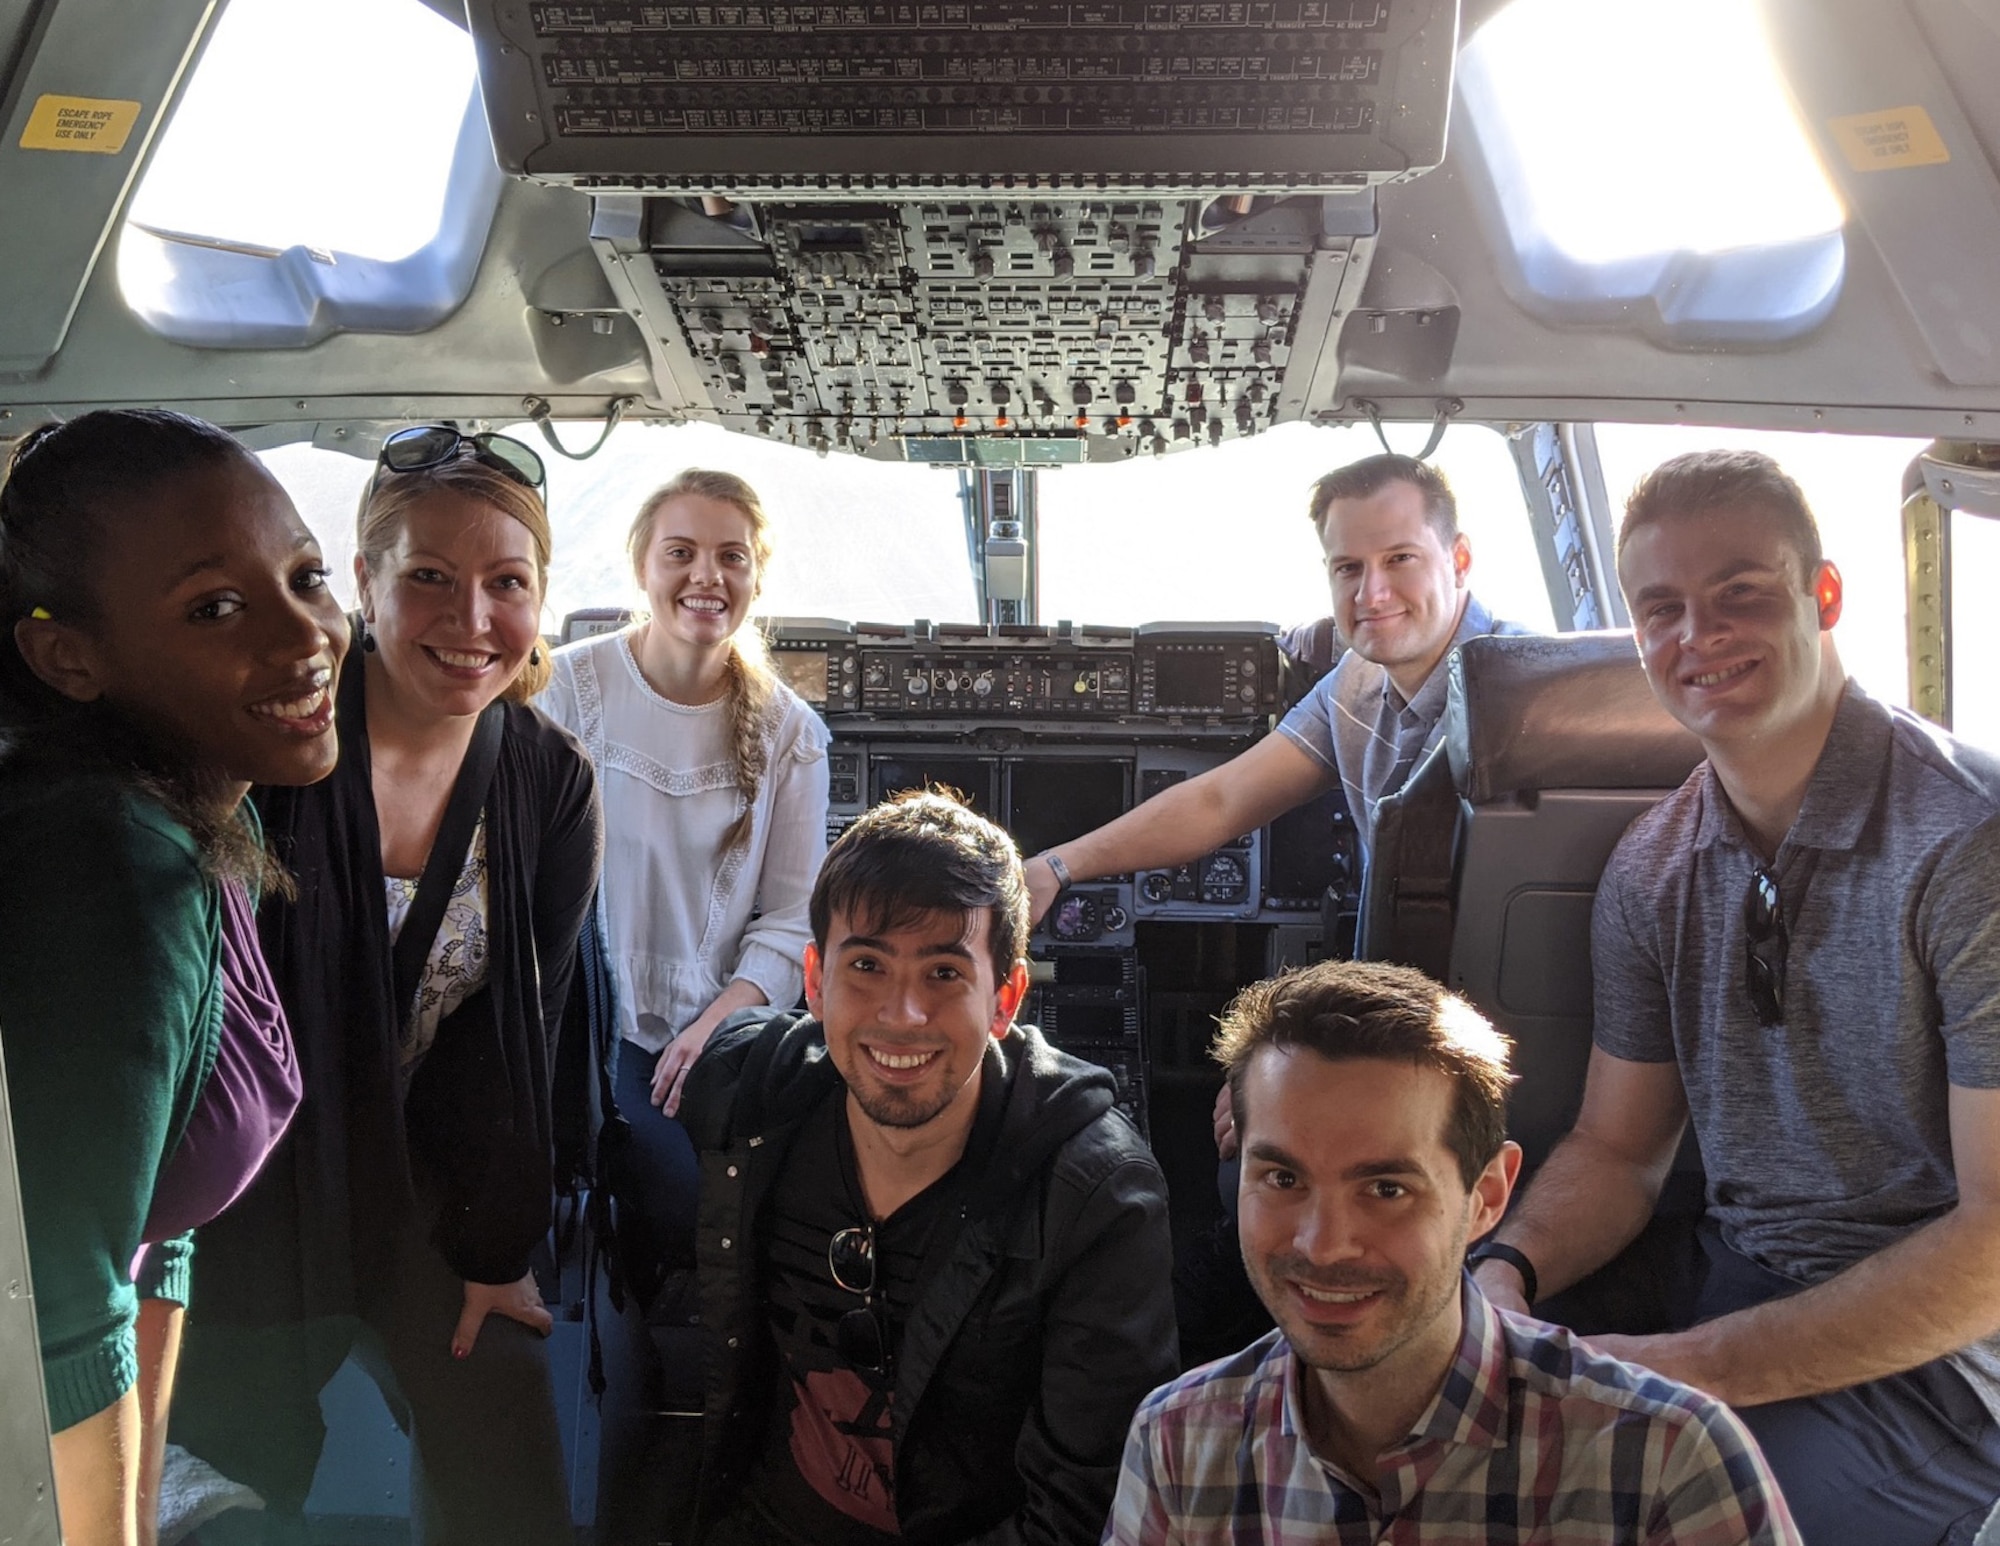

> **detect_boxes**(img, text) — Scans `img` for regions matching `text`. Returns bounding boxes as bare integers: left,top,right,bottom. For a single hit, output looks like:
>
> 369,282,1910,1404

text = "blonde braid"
721,624,778,852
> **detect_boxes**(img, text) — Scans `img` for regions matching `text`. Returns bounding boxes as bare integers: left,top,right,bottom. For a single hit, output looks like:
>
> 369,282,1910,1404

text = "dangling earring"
361,626,377,654
530,645,542,667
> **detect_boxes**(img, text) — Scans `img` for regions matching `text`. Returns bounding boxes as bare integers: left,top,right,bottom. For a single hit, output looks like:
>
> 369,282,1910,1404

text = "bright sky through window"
1464,0,1844,264
125,0,474,263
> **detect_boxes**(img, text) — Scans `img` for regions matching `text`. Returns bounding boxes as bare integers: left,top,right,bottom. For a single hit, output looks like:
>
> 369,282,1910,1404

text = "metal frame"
1901,481,1951,728
1910,442,2000,729
1507,421,1625,632
0,1039,60,1546
961,468,1039,627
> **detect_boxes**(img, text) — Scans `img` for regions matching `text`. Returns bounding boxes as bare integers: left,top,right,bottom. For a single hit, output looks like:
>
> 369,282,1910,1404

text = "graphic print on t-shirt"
789,1364,897,1530
756,1095,924,1543
752,1058,1008,1543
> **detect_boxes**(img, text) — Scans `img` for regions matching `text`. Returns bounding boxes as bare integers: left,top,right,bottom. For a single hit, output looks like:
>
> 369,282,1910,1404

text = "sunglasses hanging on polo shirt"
1743,863,1788,1028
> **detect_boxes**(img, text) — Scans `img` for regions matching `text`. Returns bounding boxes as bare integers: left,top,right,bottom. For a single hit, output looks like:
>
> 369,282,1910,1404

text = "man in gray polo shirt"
1471,449,2000,1545
1024,452,1526,924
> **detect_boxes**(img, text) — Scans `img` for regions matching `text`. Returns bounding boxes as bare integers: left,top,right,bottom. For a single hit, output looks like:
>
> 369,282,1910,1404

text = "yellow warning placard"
1827,105,1951,172
18,94,141,155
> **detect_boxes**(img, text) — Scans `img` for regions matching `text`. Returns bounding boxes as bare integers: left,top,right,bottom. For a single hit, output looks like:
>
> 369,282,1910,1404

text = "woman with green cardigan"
0,410,348,1546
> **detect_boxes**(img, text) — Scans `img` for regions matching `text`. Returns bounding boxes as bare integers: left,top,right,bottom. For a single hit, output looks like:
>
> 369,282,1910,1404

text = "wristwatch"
1466,1241,1539,1306
1036,852,1073,892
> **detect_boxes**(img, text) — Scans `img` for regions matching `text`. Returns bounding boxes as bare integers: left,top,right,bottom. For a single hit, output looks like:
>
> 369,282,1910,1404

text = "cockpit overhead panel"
587,188,1371,461
467,1,1459,195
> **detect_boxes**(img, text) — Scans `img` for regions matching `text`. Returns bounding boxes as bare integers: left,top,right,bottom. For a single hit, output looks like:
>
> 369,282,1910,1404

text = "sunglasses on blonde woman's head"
374,426,545,491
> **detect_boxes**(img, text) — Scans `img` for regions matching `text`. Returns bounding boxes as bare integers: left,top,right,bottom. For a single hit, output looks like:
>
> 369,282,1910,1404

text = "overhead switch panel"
588,194,1347,462
469,0,1458,194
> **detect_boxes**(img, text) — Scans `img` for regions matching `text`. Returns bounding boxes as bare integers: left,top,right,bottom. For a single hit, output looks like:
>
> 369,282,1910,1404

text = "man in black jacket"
678,790,1178,1546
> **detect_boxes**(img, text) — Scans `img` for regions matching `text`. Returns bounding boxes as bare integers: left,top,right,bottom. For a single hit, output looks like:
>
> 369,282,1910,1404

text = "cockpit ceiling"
1,0,1998,454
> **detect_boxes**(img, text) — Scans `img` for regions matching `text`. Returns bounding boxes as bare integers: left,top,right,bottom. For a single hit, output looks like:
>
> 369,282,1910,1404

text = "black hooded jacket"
679,1009,1179,1546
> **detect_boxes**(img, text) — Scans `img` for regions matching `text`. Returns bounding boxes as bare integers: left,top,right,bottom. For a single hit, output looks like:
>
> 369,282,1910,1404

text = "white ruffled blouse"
539,630,831,1055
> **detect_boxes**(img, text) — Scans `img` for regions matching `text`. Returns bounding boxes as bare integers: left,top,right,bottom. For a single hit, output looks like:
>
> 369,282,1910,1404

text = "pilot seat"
1357,631,1705,1174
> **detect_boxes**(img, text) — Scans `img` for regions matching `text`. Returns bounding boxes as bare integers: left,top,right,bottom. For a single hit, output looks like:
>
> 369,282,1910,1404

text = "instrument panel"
770,619,1278,720
550,613,1356,1147
861,649,1133,714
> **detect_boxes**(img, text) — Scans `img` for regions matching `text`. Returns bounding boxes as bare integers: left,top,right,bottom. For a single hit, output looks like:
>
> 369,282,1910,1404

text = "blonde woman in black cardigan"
173,429,602,1545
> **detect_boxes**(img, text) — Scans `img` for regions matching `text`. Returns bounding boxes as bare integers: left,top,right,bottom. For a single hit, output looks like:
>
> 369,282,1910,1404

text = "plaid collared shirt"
1105,1282,1800,1545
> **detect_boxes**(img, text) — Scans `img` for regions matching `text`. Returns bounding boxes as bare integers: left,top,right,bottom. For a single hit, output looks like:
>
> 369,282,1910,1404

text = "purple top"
138,878,302,1255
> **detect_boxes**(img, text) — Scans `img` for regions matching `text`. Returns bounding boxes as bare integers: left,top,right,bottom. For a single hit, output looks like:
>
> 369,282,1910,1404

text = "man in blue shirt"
1026,452,1526,1167
1025,452,1526,924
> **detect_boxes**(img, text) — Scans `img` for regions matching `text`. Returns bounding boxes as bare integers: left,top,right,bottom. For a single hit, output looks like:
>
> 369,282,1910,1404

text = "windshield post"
962,468,1040,628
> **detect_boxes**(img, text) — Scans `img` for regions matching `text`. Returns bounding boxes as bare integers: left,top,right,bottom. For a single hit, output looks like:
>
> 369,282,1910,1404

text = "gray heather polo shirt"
1276,594,1527,860
1593,681,2000,1413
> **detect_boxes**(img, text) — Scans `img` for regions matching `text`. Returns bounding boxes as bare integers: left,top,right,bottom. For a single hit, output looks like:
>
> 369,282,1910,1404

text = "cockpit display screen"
1150,651,1227,709
871,755,996,817
770,647,829,706
1005,760,1130,859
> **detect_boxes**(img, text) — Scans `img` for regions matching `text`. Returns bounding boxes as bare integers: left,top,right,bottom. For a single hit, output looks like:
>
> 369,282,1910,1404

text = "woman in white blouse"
540,468,830,1291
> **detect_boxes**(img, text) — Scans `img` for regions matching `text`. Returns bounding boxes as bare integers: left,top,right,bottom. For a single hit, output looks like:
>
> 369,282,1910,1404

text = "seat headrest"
1444,632,1705,804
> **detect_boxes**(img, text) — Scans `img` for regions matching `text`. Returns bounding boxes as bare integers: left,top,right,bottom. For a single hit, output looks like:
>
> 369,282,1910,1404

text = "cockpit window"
262,422,978,631
117,0,492,346
1036,423,1556,634
1950,510,2000,753
1459,0,1847,345
262,420,1555,639
124,0,473,262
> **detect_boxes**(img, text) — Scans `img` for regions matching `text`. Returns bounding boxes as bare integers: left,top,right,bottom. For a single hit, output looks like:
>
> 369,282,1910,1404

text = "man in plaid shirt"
1105,960,1797,1545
